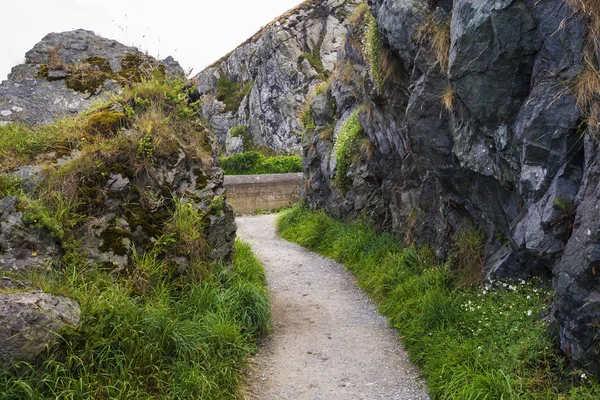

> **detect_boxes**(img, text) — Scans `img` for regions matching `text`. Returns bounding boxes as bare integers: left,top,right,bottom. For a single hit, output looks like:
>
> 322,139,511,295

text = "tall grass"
0,240,270,399
277,205,600,399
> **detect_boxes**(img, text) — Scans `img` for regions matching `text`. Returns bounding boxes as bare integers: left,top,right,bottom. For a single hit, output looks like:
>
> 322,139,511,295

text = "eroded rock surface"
194,0,362,155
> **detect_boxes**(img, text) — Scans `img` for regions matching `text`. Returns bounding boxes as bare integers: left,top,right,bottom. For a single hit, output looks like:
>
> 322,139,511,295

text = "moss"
119,53,147,83
38,64,49,79
208,195,225,217
65,64,110,93
298,34,327,79
193,168,209,190
99,225,133,256
217,76,254,112
86,110,126,137
230,125,254,151
83,57,112,74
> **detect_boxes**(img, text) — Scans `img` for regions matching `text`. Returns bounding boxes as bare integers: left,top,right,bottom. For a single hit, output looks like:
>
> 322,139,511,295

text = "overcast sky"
0,0,304,80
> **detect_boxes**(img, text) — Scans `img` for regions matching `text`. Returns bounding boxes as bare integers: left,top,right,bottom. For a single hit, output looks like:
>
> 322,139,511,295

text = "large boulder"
0,292,80,365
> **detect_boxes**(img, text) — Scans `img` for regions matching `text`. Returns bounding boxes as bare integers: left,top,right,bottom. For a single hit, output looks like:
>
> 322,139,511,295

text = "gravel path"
237,214,429,400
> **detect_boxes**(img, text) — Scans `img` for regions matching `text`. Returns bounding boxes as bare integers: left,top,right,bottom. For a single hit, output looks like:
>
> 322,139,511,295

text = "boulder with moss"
0,29,183,126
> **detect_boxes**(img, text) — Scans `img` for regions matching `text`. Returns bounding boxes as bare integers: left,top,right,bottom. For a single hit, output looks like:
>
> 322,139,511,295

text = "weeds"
277,205,600,399
441,82,454,113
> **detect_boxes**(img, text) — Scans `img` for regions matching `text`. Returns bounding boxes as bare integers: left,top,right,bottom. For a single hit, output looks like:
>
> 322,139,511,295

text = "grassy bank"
0,240,269,399
277,205,600,399
220,151,302,175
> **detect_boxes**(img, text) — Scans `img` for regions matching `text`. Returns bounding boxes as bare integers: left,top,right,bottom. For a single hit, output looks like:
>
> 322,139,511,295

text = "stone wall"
224,173,303,214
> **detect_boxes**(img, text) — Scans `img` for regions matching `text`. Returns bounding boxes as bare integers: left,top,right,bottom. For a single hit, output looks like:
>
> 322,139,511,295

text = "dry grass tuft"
418,15,452,74
441,83,455,113
47,46,67,70
568,0,600,139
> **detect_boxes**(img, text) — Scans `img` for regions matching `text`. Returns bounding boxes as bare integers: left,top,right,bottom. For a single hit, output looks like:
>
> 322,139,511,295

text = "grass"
441,83,454,113
0,240,270,399
334,110,364,191
0,72,271,398
276,205,600,399
363,12,399,93
220,151,302,175
418,14,452,74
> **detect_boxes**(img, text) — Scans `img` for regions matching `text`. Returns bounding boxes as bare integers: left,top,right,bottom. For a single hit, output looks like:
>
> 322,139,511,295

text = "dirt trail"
237,214,429,400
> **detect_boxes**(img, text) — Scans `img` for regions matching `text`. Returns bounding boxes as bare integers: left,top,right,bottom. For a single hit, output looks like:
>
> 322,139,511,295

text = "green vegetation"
230,125,254,151
334,110,364,191
216,75,254,113
0,240,269,399
220,151,302,175
0,73,271,398
363,13,399,93
38,51,166,94
277,205,600,399
298,34,327,79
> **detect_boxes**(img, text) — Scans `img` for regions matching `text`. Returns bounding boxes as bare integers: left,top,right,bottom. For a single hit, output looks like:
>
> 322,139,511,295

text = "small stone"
0,110,12,117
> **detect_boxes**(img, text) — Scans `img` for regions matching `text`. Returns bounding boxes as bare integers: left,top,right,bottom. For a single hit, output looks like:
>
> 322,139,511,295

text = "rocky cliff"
194,0,600,373
194,0,362,155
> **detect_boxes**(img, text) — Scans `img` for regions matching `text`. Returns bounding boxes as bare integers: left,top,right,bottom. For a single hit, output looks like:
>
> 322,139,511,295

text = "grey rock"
194,0,363,155
0,29,183,126
0,292,80,364
299,0,599,372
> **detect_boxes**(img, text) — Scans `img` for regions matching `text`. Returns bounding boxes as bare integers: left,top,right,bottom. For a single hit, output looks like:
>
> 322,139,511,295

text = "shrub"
220,151,302,175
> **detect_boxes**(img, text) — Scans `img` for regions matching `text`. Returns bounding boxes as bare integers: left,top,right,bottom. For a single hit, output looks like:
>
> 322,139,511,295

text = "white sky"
0,0,304,80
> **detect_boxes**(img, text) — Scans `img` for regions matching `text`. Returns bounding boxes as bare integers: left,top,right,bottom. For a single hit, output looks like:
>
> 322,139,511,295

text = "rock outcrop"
194,0,362,155
0,31,234,365
0,29,183,126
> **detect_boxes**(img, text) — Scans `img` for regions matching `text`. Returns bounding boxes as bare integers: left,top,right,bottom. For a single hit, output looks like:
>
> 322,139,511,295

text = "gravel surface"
237,214,430,400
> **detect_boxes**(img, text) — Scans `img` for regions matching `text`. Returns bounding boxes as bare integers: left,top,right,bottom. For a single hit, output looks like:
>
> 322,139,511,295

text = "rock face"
194,0,362,155
0,29,184,126
0,292,81,365
272,0,599,372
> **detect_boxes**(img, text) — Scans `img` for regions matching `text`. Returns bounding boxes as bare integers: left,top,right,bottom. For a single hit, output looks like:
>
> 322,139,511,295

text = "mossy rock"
65,64,110,93
86,110,126,137
99,226,133,256
37,64,49,79
83,57,113,74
